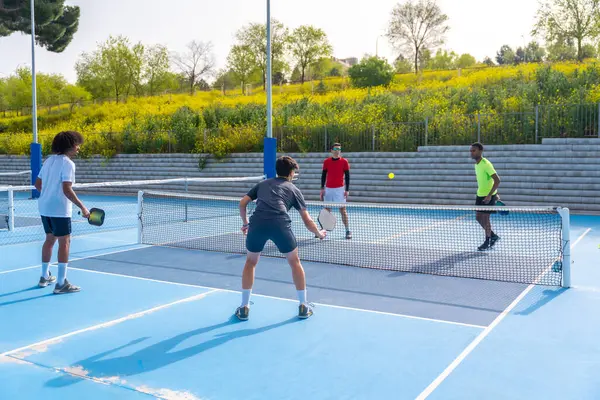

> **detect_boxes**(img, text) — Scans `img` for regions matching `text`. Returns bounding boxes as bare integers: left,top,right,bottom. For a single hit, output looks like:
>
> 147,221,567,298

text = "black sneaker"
53,279,81,294
298,303,314,319
478,238,491,251
490,234,500,247
345,231,352,240
38,272,57,288
235,305,250,321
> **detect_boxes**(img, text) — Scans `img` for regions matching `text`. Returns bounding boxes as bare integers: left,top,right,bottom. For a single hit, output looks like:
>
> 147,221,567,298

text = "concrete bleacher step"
3,138,600,213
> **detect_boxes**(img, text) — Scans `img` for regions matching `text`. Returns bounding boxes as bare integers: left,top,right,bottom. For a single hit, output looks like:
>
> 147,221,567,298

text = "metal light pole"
30,0,38,144
30,0,42,197
266,0,272,139
263,0,277,178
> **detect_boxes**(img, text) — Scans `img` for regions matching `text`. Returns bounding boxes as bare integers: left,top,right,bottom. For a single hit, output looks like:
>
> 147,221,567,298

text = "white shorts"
324,187,346,203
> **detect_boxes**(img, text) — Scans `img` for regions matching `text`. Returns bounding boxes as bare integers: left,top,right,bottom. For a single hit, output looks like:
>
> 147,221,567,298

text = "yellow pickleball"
388,172,395,179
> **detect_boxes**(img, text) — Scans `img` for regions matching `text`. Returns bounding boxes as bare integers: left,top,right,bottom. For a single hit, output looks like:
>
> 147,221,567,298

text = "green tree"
227,45,255,95
394,55,413,73
144,44,171,96
60,84,91,112
581,43,598,58
387,0,450,73
288,25,333,84
525,41,547,62
427,49,457,70
0,78,7,111
5,67,32,112
303,58,348,80
0,0,79,52
533,0,600,61
496,45,516,65
213,69,239,94
172,40,216,95
75,35,145,102
37,73,66,108
348,56,395,88
235,20,289,90
546,36,578,61
483,56,495,66
456,53,476,69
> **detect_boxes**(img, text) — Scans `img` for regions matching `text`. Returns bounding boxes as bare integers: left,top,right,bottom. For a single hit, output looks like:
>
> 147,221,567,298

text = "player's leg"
340,206,351,239
53,218,80,294
236,224,267,320
475,206,499,251
39,218,57,287
285,249,313,319
272,224,313,319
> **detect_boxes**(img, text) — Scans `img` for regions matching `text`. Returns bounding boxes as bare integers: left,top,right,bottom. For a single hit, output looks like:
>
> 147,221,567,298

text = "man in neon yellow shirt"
470,142,501,251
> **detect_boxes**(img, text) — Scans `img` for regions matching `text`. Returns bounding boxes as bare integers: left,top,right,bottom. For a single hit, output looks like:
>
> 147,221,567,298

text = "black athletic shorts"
246,220,297,254
475,195,498,214
41,216,72,237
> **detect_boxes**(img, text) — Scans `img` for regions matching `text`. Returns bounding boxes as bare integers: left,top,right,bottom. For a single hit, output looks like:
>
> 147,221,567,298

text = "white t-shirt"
37,155,76,218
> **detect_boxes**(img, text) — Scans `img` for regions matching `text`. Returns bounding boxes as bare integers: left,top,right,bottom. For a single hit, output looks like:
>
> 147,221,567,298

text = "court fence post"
558,207,571,288
477,113,481,143
535,105,539,144
424,117,428,147
597,103,600,138
371,125,375,151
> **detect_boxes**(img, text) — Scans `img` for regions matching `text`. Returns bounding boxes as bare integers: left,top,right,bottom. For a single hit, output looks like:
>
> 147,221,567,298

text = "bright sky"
0,0,539,83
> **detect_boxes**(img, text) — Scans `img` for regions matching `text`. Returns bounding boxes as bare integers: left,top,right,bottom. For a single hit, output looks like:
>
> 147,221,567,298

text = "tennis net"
0,176,264,246
138,190,571,287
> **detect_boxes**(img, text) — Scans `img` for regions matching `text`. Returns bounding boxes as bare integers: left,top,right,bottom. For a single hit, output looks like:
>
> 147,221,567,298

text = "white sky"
0,0,539,83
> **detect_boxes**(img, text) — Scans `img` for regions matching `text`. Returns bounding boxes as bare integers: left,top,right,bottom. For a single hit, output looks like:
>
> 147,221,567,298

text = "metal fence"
272,104,600,152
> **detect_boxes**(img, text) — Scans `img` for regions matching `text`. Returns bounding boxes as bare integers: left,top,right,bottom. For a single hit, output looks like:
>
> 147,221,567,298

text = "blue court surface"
1,194,600,400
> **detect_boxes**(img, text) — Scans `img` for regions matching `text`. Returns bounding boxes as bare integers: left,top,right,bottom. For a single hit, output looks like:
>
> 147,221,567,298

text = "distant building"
332,57,358,68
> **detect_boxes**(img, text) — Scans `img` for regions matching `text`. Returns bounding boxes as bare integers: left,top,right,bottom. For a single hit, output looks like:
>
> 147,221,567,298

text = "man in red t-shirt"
320,143,351,239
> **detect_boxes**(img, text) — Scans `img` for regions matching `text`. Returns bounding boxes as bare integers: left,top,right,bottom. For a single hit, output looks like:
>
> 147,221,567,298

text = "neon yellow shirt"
475,157,497,197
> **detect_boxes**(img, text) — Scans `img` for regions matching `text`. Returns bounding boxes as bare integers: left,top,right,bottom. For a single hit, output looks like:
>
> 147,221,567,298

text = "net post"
8,188,15,231
558,207,571,288
136,190,143,244
264,137,277,178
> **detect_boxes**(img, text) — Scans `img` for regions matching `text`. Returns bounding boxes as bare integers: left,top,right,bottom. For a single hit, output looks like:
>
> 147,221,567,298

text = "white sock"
58,263,68,286
41,262,50,279
297,289,307,305
241,289,252,307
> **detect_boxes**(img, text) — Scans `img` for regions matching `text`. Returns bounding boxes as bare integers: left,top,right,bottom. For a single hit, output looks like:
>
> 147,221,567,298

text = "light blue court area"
0,214,599,399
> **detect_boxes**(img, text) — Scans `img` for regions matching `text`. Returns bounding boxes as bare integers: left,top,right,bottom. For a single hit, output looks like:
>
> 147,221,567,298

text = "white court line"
0,245,148,275
415,227,592,400
1,242,483,328
68,265,485,329
1,289,219,357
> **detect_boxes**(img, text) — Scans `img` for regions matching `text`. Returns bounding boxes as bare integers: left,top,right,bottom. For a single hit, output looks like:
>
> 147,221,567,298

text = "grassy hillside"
1,62,599,157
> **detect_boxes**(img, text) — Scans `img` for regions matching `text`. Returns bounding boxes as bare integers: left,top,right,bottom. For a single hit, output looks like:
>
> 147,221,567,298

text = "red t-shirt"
323,157,350,189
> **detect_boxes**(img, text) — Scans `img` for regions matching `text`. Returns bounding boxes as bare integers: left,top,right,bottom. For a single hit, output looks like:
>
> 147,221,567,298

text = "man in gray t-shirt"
246,174,306,224
236,156,326,321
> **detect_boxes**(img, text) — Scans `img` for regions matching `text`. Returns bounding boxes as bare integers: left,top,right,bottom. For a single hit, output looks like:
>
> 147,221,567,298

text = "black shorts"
246,221,297,254
475,195,498,214
41,216,72,237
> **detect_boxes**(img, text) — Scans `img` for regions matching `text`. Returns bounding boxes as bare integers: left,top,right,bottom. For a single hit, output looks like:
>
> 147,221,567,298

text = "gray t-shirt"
247,177,307,223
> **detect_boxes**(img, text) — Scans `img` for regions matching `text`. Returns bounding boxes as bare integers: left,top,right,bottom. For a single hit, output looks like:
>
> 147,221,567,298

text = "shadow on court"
45,316,301,387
